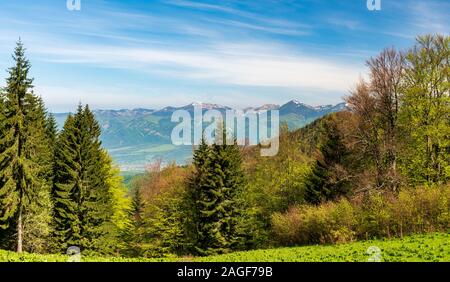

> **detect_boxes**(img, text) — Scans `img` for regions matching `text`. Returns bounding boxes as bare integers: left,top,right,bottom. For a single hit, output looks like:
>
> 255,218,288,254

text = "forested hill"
53,101,346,170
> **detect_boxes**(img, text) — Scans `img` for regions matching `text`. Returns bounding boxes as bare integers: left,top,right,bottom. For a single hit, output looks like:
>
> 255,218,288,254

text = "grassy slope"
1,233,449,262
195,233,450,262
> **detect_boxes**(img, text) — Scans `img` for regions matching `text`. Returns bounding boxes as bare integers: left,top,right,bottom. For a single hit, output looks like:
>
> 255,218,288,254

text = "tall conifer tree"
52,105,115,254
0,41,50,252
188,127,245,255
187,136,212,254
304,116,350,204
52,113,80,251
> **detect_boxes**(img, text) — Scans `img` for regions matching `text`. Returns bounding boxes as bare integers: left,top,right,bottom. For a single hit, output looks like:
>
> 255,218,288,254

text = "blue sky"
0,0,448,112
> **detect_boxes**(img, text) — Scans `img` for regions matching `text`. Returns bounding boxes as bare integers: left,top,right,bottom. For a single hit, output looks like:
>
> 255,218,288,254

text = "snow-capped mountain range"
53,100,347,170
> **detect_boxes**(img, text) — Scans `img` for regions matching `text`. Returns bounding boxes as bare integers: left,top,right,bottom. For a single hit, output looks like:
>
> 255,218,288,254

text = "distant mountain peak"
287,99,315,109
185,102,228,110
189,101,203,106
53,99,348,170
244,104,280,112
279,100,347,117
153,102,231,115
92,108,154,117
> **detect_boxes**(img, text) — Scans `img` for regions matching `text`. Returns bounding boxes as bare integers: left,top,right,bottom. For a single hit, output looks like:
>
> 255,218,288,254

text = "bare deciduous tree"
346,48,405,191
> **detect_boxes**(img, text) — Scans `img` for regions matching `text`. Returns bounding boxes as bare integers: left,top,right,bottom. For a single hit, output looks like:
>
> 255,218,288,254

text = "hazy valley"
54,100,346,171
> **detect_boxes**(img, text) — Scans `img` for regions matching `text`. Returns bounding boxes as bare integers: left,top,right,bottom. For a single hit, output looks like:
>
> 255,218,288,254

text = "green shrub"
356,193,393,239
271,199,356,245
272,186,450,246
330,199,356,243
397,186,449,234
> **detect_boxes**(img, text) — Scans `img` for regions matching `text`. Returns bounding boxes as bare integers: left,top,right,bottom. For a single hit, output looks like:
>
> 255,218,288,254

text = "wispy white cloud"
5,0,442,111
164,0,238,14
326,17,360,30
32,40,362,93
204,18,309,36
164,0,310,36
408,1,449,34
35,85,199,112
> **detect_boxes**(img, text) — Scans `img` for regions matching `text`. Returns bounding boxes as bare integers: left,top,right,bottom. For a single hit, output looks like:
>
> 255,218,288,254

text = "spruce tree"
187,135,212,255
122,185,144,257
45,113,58,155
209,133,245,251
304,116,350,204
304,153,328,205
22,95,54,253
188,128,245,255
52,113,80,251
78,105,115,253
0,87,13,249
52,105,115,254
0,41,50,252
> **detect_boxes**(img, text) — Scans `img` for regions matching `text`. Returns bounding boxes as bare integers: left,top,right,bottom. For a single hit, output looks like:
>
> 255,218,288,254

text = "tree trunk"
17,205,23,253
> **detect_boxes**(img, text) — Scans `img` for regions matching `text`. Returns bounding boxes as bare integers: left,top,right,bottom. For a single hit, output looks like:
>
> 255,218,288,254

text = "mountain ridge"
53,100,347,171
60,100,346,115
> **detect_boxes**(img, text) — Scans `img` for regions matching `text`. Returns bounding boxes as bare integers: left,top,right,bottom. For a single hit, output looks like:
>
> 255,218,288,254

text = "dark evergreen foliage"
0,41,51,252
304,116,351,204
187,129,245,255
52,105,115,254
